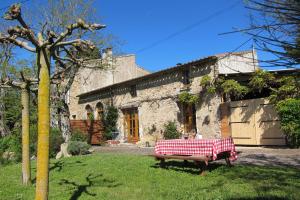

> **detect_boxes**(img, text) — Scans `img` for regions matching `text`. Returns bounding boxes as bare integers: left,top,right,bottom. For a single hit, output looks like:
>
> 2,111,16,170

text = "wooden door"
254,99,285,145
124,109,139,143
184,104,196,133
229,99,257,145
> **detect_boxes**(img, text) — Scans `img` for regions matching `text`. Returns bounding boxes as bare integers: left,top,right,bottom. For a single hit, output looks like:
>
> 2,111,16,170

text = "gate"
70,120,104,145
220,98,286,145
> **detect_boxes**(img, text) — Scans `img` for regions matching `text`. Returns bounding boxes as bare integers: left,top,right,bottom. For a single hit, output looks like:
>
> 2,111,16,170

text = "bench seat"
149,152,232,175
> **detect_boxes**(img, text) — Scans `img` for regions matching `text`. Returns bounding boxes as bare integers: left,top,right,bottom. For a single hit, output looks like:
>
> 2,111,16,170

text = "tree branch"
0,34,36,52
4,4,39,47
49,19,105,48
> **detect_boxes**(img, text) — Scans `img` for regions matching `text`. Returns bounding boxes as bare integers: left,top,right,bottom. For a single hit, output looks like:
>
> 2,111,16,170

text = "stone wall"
76,60,222,141
69,54,150,120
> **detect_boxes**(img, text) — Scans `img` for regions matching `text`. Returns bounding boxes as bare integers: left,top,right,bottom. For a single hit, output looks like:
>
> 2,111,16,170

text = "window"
183,69,190,85
130,85,137,97
96,102,104,120
85,105,93,120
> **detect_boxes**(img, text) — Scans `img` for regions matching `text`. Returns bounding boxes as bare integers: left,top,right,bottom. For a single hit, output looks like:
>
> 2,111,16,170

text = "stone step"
118,142,137,147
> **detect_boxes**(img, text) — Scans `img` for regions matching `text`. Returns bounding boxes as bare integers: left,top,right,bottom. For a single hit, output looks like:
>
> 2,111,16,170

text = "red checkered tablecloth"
155,137,237,161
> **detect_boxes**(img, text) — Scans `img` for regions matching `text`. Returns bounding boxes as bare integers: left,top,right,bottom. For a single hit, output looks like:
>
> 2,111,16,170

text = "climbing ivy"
178,91,199,105
200,75,248,100
249,69,275,92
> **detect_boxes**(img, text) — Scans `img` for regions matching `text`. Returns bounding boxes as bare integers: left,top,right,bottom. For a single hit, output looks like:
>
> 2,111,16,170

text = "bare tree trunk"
35,41,50,200
56,65,79,142
21,86,31,185
60,99,71,141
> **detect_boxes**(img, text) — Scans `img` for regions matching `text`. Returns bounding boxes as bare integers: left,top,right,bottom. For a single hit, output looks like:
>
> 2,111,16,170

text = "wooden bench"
149,151,232,175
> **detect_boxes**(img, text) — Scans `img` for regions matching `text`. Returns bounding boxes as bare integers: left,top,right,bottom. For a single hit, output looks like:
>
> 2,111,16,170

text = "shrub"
276,98,300,147
49,128,64,158
67,141,91,155
163,121,181,139
70,129,88,142
0,133,22,164
0,133,22,163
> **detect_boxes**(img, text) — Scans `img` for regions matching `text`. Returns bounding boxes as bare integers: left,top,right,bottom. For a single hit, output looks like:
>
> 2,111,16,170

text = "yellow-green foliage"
249,69,275,92
200,75,212,87
276,98,300,147
178,91,199,104
200,75,216,94
220,79,249,98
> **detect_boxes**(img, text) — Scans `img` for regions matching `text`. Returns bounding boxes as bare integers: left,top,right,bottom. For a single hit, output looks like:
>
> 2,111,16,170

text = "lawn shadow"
238,153,300,169
59,173,122,200
31,160,87,184
222,164,300,199
151,160,226,175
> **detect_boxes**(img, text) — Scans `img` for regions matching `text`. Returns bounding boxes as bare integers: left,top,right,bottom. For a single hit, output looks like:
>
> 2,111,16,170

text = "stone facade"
71,50,259,144
69,49,150,120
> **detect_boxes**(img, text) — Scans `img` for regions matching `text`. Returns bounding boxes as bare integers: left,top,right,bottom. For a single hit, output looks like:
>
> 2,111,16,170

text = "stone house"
70,50,269,145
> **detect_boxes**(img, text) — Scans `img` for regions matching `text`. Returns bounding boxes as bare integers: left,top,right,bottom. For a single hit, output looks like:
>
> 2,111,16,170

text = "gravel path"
92,146,300,168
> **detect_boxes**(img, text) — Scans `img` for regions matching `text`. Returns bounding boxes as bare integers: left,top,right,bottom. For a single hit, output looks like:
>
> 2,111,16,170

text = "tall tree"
33,0,113,141
244,0,300,68
1,63,37,185
0,4,105,200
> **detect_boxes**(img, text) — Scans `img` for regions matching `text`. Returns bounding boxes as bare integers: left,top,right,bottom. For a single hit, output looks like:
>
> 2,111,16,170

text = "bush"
163,121,181,139
276,98,300,147
67,141,91,155
49,128,64,158
103,106,118,140
0,133,22,164
70,129,88,142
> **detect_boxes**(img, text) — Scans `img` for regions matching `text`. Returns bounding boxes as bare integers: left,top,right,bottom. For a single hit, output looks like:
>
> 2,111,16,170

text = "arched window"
95,102,104,120
85,105,93,120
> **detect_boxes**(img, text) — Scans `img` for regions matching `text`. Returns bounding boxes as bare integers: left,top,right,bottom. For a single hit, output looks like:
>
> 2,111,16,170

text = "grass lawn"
0,153,299,200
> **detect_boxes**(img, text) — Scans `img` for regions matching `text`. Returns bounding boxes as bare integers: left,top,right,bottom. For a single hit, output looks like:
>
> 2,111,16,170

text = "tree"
0,45,36,185
244,0,300,68
34,0,112,141
0,4,105,200
1,66,36,185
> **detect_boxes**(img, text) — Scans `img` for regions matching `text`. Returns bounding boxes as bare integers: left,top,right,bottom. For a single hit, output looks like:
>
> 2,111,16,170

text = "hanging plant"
200,75,249,99
200,75,217,94
178,91,199,104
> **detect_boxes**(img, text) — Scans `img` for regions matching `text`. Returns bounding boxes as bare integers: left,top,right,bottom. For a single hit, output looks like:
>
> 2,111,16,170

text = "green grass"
0,153,299,200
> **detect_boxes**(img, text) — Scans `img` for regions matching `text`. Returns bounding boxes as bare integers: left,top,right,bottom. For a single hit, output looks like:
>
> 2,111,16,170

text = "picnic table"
151,137,237,175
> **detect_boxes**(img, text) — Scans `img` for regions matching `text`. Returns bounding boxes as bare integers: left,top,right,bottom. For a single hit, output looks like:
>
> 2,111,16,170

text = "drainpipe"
252,44,256,71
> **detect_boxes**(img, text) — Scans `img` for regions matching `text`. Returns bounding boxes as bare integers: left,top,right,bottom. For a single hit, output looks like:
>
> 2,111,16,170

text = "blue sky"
0,0,281,71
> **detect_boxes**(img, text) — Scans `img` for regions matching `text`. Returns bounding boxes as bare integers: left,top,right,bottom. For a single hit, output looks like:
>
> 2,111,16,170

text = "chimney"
102,47,112,59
